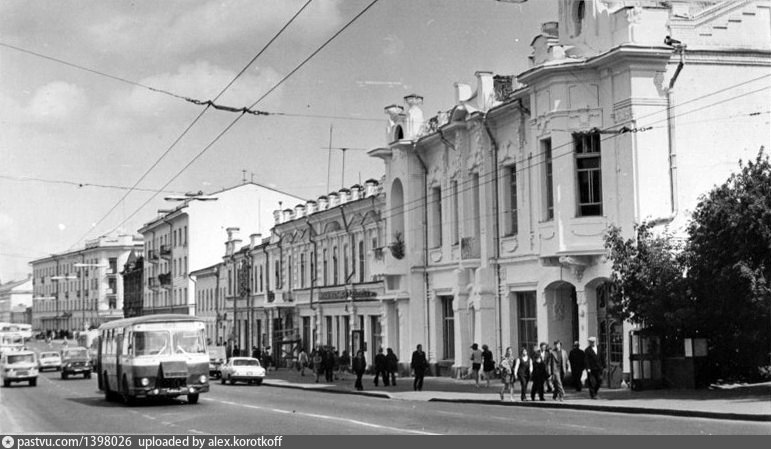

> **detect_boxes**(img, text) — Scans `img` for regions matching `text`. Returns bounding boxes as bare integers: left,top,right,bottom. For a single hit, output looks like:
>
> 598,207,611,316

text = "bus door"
115,330,125,388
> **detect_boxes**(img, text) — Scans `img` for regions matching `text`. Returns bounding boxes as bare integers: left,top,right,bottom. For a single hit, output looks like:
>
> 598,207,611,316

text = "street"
1,367,769,435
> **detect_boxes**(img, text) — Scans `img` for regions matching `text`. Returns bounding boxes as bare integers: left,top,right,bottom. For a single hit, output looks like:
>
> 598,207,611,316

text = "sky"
0,0,557,282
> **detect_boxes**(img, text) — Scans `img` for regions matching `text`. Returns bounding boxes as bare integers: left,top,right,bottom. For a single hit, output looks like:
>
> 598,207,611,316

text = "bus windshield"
134,329,205,356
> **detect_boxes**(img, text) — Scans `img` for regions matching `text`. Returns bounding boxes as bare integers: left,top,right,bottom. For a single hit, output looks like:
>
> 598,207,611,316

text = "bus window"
134,331,170,356
173,329,206,354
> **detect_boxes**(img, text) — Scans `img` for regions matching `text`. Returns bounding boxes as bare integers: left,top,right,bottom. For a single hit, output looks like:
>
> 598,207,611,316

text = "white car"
220,357,266,385
1,350,39,387
38,351,62,371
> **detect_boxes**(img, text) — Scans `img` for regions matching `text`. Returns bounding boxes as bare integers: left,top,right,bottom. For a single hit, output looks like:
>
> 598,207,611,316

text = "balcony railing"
148,277,160,290
160,245,172,260
158,273,172,288
147,249,159,263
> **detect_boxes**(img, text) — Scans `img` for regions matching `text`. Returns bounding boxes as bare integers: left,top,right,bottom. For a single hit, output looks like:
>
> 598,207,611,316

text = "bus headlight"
199,375,207,384
140,377,150,387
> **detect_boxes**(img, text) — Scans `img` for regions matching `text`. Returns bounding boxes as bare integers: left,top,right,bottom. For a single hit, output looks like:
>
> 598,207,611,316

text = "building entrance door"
597,282,623,388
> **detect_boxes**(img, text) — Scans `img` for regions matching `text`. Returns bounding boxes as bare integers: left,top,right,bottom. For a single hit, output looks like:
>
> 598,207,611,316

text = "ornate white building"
370,0,770,385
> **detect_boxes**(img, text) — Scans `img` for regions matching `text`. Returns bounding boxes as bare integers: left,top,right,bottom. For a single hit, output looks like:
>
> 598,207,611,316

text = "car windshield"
40,353,59,359
134,329,206,356
62,348,88,359
233,359,259,367
8,354,34,364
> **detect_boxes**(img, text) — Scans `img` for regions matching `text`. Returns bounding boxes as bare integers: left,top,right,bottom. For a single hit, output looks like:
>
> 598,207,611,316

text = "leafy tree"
603,223,693,340
686,148,771,381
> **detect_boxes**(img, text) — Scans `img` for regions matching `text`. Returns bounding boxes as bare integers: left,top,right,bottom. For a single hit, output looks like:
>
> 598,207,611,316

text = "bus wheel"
61,372,68,380
29,378,37,387
85,371,92,379
220,376,226,385
187,393,199,404
255,379,263,386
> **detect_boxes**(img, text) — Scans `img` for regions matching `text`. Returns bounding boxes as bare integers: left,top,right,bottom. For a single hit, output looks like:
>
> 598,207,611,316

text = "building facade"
0,276,33,324
138,182,304,317
371,0,770,384
30,234,144,332
121,252,144,318
191,263,226,346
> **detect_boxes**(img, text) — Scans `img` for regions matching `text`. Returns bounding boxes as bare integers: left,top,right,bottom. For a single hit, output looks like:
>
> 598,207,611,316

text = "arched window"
574,1,585,36
394,125,404,141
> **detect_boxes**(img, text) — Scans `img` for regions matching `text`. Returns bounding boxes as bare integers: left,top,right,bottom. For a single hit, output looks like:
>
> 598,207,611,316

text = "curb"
427,398,771,423
262,381,771,422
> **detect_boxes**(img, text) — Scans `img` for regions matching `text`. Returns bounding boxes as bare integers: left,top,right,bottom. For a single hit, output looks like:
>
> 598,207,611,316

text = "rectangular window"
574,131,603,216
275,260,281,289
288,255,293,289
326,316,333,346
259,265,264,292
332,247,338,285
451,181,460,245
441,296,455,360
517,291,538,353
508,165,519,235
358,241,365,283
310,251,315,286
543,138,554,220
343,244,349,282
471,174,480,237
430,186,442,248
300,253,306,288
322,249,328,286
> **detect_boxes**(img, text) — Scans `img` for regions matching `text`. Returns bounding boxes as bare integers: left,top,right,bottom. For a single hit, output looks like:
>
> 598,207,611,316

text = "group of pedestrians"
306,345,347,383
345,344,429,392
497,337,605,402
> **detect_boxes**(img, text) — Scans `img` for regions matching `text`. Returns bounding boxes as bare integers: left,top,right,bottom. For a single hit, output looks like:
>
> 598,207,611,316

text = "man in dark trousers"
568,341,585,392
548,340,568,401
584,337,604,399
373,347,389,386
386,348,399,386
411,344,428,391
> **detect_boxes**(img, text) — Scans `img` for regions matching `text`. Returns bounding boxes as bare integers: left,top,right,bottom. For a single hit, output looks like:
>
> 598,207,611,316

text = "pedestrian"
251,346,259,360
386,348,399,386
481,344,495,388
339,349,351,375
312,346,324,383
225,342,232,362
536,342,552,393
470,343,483,388
513,346,532,401
298,348,309,376
374,347,389,387
585,336,604,399
411,344,428,391
568,341,585,392
548,340,568,401
352,349,367,391
499,347,515,401
324,347,335,382
333,349,342,380
233,343,240,358
530,352,548,401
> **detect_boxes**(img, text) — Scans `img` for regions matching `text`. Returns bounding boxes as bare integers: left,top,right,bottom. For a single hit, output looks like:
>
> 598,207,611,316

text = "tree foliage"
686,149,771,380
605,148,771,381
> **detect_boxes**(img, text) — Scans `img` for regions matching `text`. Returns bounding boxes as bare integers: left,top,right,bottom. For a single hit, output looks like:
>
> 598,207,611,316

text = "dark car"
60,347,91,379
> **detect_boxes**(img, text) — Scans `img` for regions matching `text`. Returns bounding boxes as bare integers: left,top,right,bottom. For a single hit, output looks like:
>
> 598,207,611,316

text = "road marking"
203,398,440,435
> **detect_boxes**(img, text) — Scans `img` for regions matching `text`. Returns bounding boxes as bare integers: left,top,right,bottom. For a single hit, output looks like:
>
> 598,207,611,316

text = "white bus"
96,314,209,404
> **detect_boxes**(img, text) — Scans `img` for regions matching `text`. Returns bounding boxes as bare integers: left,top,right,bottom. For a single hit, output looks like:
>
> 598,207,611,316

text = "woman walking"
482,344,495,388
470,343,483,388
352,350,367,391
513,346,533,401
499,347,515,401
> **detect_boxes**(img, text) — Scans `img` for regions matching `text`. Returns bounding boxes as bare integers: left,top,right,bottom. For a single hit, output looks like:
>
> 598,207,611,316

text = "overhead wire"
0,174,186,195
67,0,316,249
103,0,382,236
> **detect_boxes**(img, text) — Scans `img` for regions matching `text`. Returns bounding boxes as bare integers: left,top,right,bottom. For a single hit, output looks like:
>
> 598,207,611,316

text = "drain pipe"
653,42,686,226
413,141,432,370
482,113,503,360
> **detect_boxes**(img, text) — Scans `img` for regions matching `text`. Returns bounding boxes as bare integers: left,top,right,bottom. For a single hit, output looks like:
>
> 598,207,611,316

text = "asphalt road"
1,367,769,435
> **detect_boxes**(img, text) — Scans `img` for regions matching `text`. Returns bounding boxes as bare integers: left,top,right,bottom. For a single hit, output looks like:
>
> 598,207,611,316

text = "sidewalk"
260,368,771,422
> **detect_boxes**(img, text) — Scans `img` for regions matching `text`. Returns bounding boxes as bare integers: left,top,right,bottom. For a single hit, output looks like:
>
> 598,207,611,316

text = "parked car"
219,357,266,385
38,351,62,371
209,357,224,379
1,350,38,387
60,346,91,379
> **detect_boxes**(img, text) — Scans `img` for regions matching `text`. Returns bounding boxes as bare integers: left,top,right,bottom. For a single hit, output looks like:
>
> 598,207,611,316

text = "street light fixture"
163,191,218,202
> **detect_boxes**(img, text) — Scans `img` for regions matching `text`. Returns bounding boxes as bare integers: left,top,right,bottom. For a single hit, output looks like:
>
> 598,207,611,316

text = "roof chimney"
403,94,424,140
249,233,262,249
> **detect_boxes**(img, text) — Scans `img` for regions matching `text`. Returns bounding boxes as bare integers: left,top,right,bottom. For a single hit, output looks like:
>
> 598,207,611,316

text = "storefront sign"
318,288,378,301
